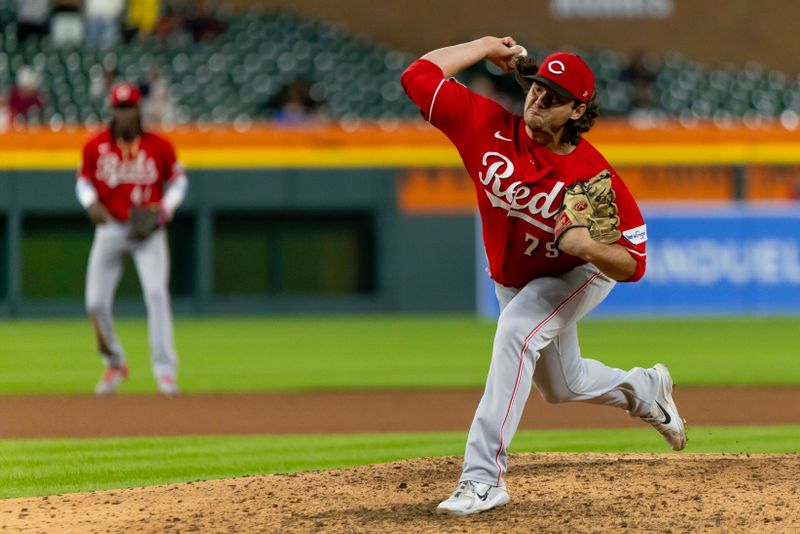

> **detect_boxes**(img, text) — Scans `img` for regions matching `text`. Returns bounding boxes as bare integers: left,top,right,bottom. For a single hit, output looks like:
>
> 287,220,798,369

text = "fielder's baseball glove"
87,201,111,225
128,205,162,240
553,169,621,248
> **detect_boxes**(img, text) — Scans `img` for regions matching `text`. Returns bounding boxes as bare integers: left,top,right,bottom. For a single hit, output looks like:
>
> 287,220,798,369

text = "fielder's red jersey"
401,59,647,287
77,130,185,222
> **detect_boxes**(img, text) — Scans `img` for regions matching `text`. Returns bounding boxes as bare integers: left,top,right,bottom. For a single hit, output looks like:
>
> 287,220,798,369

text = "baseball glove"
553,169,622,248
87,202,111,225
128,205,162,240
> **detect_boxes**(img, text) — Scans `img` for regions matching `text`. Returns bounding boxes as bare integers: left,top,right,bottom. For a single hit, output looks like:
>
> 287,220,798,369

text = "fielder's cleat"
95,364,129,395
642,363,687,451
156,374,179,396
436,480,510,516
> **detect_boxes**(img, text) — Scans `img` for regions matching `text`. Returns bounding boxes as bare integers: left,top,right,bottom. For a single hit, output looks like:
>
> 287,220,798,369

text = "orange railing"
2,119,800,149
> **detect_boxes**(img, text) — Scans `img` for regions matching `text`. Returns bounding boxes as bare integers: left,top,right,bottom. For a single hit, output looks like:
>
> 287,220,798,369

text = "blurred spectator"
140,68,175,127
262,80,326,125
137,67,155,99
622,51,660,110
50,0,84,47
15,0,51,43
84,0,124,48
8,67,44,125
0,92,10,132
126,0,161,40
151,6,184,40
89,66,118,100
182,3,226,43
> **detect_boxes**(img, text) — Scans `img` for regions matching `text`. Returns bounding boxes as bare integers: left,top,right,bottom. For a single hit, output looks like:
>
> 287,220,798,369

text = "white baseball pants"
461,264,660,487
85,221,178,379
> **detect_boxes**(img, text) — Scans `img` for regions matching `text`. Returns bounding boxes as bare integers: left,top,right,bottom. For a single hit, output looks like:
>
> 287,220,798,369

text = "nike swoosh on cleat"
655,401,672,424
476,490,490,501
494,131,512,142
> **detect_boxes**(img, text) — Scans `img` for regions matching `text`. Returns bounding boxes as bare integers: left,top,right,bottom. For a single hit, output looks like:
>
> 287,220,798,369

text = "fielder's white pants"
461,264,659,487
85,221,178,379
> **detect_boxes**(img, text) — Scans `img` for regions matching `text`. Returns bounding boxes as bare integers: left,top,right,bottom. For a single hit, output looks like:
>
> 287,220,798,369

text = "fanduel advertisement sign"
476,205,800,316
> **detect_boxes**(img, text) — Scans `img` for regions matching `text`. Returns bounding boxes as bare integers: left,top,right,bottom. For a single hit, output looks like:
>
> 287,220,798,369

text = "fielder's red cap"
528,52,595,103
110,83,141,107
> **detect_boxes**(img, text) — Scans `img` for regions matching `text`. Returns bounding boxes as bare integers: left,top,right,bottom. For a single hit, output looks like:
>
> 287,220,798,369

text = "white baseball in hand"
508,45,528,70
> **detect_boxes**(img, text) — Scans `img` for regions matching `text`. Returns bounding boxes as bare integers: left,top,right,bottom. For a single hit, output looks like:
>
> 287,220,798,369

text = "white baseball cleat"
156,374,179,396
642,363,687,451
436,480,510,516
95,364,129,395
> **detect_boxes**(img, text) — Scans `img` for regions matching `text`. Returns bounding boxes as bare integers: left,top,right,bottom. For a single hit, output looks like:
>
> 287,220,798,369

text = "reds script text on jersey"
78,131,185,221
401,59,647,287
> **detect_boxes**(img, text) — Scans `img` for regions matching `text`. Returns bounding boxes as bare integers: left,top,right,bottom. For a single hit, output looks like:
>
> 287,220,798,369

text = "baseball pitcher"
75,83,188,396
401,37,687,516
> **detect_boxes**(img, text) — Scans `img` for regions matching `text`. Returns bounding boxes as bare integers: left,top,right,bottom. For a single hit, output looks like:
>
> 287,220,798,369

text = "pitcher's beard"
119,127,138,142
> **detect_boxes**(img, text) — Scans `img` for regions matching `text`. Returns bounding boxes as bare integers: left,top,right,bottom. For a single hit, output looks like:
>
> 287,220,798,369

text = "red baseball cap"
528,52,595,103
110,83,141,107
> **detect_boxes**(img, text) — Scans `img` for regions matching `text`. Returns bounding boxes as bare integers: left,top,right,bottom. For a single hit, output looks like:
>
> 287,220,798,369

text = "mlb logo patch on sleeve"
623,224,647,245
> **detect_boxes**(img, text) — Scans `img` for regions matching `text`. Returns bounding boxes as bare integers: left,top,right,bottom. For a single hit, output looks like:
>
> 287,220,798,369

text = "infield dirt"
2,453,799,533
2,387,800,438
3,388,800,532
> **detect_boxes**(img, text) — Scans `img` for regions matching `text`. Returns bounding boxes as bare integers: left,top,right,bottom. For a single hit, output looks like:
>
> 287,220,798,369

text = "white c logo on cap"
547,60,566,75
118,86,130,98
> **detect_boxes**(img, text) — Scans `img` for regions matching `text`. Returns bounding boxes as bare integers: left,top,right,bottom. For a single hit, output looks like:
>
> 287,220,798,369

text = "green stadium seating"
0,0,797,125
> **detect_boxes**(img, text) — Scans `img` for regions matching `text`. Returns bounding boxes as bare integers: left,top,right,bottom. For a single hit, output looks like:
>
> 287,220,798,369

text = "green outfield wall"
0,169,476,316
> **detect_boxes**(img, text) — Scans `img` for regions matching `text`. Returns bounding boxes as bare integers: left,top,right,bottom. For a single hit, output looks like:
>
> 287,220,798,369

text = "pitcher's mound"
3,453,799,533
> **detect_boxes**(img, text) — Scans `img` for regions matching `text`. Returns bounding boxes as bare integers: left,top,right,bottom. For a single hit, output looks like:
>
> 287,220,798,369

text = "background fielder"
401,36,687,516
75,82,188,396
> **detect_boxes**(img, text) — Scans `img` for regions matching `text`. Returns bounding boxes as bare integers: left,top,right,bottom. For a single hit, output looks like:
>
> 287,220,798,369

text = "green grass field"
1,315,799,394
1,315,798,499
2,426,799,499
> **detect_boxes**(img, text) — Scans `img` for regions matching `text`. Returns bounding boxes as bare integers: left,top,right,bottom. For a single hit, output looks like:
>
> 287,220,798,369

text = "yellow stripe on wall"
0,150,80,169
603,144,800,165
0,148,463,169
182,147,465,168
1,143,799,170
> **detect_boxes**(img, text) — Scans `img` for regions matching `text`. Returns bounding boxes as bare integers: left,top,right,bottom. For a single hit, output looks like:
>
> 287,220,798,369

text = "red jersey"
401,59,647,287
77,130,186,222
